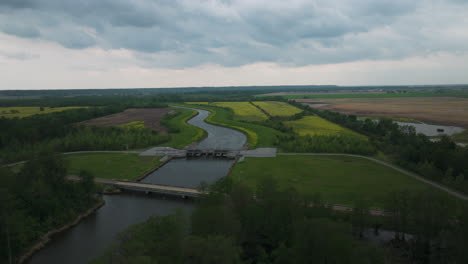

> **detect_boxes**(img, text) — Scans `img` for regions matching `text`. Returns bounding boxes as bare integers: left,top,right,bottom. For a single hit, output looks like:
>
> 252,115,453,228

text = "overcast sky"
1,0,468,89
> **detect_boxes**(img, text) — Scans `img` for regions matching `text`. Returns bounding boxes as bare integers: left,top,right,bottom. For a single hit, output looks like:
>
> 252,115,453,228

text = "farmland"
65,152,163,181
257,90,468,99
181,103,285,148
297,97,468,128
230,155,434,206
82,108,173,133
190,102,268,121
252,101,302,116
285,115,364,138
0,106,87,118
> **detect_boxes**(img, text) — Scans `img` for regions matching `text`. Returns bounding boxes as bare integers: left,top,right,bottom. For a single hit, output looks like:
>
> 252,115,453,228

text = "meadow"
161,107,207,149
65,152,163,181
230,155,434,206
191,102,268,122
0,106,87,118
284,115,364,138
252,101,302,116
181,103,285,148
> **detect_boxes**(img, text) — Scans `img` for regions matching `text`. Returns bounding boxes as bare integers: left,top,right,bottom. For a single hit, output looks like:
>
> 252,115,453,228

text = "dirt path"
279,153,468,201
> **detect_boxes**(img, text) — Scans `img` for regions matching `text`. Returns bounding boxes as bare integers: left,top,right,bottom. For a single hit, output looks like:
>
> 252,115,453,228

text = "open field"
284,116,364,137
230,155,434,206
181,103,285,148
81,108,173,133
252,101,302,116
189,102,268,122
65,152,162,181
258,91,468,99
161,107,206,148
0,106,87,118
297,97,468,128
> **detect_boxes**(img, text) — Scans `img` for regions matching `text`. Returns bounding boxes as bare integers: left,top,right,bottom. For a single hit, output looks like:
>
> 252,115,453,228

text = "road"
279,153,468,201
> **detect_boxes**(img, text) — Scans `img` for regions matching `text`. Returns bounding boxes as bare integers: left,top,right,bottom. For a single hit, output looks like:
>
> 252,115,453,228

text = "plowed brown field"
296,97,468,128
82,108,174,133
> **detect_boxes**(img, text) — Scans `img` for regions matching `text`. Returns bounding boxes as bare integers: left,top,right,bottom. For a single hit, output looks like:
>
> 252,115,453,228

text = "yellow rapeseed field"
284,115,364,138
252,101,302,117
188,102,268,122
0,106,87,118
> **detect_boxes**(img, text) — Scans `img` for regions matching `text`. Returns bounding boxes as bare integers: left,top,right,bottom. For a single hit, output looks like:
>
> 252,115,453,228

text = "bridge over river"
67,176,202,198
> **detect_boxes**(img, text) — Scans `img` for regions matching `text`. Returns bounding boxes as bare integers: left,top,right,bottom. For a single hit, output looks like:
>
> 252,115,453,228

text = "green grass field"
65,152,162,181
0,106,87,118
181,103,285,148
118,121,146,129
285,115,364,138
451,130,468,143
190,102,268,122
230,155,433,207
161,107,206,149
252,101,302,116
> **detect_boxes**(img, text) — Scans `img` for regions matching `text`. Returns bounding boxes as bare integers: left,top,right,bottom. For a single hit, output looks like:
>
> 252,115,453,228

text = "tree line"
93,177,468,264
0,154,97,263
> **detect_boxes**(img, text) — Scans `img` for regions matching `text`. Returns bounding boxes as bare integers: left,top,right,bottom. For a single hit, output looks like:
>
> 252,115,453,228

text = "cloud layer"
1,0,467,89
2,0,468,67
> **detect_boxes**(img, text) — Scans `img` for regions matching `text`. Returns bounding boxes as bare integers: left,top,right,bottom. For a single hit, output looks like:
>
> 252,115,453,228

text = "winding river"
28,107,247,264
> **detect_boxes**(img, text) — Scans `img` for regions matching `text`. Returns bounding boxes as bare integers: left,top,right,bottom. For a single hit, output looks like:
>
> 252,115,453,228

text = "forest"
92,178,468,264
0,154,98,263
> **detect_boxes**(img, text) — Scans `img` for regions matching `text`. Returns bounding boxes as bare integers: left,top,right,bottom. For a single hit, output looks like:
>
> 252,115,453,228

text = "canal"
28,107,247,264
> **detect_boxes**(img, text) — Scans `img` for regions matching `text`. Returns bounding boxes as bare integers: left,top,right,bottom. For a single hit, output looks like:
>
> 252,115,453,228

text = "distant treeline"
92,177,468,264
3,84,468,101
289,100,468,194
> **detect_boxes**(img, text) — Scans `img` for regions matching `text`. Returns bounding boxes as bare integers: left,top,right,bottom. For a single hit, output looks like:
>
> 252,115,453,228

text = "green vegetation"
452,130,468,143
160,107,206,148
284,115,364,138
0,154,98,263
117,121,145,129
0,106,88,118
252,101,302,116
65,152,162,181
190,102,268,121
230,155,431,206
180,103,285,148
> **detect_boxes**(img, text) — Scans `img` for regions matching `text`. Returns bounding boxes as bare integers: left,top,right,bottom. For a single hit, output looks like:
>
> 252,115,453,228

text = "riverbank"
19,198,105,264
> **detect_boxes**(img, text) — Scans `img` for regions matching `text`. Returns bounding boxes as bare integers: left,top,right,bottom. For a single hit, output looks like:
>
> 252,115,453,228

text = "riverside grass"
0,106,87,118
162,107,206,149
230,155,433,207
182,103,285,148
191,102,268,122
252,101,303,116
285,115,365,138
65,152,162,181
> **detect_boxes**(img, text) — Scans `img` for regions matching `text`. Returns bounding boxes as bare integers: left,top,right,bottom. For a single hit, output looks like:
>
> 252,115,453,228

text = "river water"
28,107,247,264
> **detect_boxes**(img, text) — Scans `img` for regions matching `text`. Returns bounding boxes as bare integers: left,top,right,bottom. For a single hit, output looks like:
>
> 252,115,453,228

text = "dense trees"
94,179,384,264
0,106,171,164
0,154,98,263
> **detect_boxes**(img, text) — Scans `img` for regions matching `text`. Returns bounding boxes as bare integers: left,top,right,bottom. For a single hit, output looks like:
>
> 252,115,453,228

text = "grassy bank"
230,155,433,207
285,115,365,138
181,103,285,148
65,152,162,181
161,107,206,148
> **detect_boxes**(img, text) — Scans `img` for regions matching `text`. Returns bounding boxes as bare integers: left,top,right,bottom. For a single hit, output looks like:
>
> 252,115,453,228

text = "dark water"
142,159,234,188
177,106,247,149
29,194,193,264
28,107,246,264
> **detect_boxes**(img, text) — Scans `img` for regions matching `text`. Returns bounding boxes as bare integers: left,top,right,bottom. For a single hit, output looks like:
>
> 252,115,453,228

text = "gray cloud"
1,0,467,67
